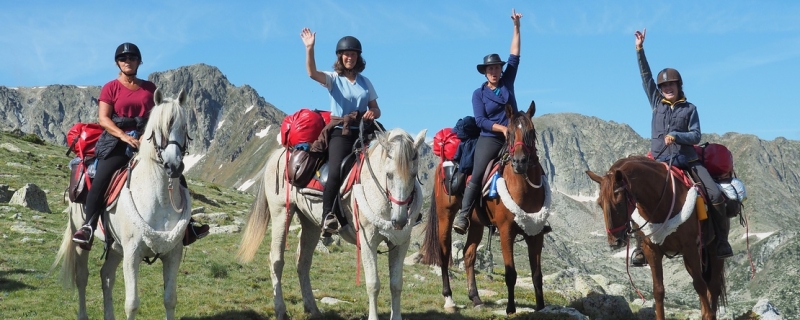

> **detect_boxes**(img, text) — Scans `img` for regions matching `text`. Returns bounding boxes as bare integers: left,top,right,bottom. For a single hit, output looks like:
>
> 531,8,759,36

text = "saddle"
67,158,135,208
286,148,362,197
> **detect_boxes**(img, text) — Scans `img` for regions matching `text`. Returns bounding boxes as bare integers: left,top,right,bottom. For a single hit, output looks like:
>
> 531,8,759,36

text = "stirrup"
72,225,93,244
322,213,339,235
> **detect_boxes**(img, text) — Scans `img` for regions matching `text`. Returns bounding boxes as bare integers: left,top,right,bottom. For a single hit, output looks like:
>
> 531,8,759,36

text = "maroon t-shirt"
99,79,156,131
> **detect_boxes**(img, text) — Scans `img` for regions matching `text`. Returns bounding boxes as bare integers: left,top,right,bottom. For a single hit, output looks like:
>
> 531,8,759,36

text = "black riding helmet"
115,42,142,61
336,36,362,54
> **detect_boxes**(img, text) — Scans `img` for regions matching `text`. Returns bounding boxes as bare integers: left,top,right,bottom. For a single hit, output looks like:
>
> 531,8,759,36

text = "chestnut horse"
421,101,552,315
586,156,726,320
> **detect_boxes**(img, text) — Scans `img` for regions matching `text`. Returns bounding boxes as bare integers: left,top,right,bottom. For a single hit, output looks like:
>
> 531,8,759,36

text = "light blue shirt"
323,71,378,117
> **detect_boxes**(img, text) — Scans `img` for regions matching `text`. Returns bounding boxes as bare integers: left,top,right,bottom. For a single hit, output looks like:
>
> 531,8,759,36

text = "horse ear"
527,100,536,118
413,129,427,150
504,103,515,119
586,170,603,184
178,89,187,105
154,88,163,105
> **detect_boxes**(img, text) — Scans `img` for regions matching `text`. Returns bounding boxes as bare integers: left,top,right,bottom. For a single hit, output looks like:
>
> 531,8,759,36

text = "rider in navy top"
453,9,523,235
630,29,733,265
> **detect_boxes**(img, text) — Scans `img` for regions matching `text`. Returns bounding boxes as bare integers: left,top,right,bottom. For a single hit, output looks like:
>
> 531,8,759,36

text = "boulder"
753,299,782,320
0,184,12,203
581,294,634,320
9,183,50,213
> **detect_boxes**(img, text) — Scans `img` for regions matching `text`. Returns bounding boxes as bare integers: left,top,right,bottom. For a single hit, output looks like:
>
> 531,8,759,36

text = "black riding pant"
468,135,505,185
322,129,358,218
82,142,130,229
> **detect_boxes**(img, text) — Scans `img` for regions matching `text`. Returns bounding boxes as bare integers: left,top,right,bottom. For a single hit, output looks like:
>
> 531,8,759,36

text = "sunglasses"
116,55,140,62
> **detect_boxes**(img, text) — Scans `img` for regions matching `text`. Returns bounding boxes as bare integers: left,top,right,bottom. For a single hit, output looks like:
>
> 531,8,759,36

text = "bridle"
358,120,417,208
147,126,191,164
605,182,638,235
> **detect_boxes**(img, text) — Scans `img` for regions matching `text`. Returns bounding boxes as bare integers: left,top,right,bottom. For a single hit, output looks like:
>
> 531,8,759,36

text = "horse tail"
419,187,443,266
237,180,270,263
51,203,78,291
719,260,728,307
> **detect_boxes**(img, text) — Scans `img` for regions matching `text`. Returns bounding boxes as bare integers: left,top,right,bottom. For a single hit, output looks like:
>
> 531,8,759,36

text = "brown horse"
586,156,726,320
421,101,551,315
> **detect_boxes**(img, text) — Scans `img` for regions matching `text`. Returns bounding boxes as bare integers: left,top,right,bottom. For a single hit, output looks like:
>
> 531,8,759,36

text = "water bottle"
87,158,98,178
487,171,500,199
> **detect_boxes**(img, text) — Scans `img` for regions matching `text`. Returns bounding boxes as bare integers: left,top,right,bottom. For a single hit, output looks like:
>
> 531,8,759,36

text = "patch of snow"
77,86,87,89
741,232,774,241
9,87,18,90
216,120,225,130
245,104,254,113
237,179,256,191
559,190,598,202
183,153,205,171
218,164,224,170
256,125,271,138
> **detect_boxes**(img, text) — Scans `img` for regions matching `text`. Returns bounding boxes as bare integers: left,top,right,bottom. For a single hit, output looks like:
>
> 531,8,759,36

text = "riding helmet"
115,42,142,61
656,68,682,87
336,36,362,54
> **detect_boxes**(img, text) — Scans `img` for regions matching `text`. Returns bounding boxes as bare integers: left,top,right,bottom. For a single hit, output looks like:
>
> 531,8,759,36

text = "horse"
53,89,193,320
586,156,726,320
421,101,552,315
237,127,426,320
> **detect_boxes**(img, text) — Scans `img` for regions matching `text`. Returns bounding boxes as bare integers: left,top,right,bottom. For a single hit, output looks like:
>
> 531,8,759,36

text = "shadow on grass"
180,309,571,320
181,309,268,320
0,269,36,292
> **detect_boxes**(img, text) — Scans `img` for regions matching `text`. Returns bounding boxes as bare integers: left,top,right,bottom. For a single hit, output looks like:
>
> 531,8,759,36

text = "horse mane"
371,128,416,184
138,96,188,162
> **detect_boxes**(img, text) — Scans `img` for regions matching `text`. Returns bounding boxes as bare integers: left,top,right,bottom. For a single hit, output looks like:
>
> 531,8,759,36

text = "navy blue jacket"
472,54,520,138
452,116,480,173
637,49,701,163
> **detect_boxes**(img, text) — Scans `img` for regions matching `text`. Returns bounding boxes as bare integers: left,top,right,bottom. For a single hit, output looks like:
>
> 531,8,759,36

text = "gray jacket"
637,49,700,163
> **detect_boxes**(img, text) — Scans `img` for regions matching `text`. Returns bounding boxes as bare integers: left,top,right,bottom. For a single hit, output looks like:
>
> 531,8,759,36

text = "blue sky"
2,1,799,141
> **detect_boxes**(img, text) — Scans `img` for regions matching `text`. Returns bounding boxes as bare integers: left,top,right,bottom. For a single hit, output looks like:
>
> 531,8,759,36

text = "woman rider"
72,43,209,250
453,9,523,234
630,28,732,265
300,28,381,235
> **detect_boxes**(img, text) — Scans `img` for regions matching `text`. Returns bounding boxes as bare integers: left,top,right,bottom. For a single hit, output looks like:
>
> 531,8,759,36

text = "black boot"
453,182,480,235
630,233,646,266
712,202,733,259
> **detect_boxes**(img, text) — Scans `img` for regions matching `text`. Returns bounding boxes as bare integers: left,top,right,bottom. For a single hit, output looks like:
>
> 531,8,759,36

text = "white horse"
53,89,193,320
237,127,426,320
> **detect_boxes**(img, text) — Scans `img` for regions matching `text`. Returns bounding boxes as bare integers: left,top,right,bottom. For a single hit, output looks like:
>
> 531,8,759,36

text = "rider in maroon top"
72,43,209,250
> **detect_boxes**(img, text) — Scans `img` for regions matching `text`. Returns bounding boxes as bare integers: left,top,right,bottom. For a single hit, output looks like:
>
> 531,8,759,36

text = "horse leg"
161,250,183,320
706,255,726,319
438,204,457,312
75,246,91,320
464,223,485,308
682,249,713,320
525,233,546,310
643,245,666,320
360,235,381,320
269,205,290,320
100,249,123,320
122,250,142,320
295,212,321,316
498,225,518,315
387,238,410,320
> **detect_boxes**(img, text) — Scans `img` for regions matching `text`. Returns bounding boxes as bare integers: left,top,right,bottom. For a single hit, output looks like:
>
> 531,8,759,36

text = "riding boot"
453,181,480,235
72,209,100,250
630,233,646,267
711,202,733,259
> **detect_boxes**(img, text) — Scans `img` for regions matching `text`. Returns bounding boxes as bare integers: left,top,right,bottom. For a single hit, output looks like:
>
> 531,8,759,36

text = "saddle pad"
301,153,364,194
104,166,129,207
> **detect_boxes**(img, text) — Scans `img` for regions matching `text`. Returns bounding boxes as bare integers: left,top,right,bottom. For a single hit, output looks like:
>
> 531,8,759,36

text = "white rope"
631,187,698,245
352,181,422,244
496,175,552,237
119,185,192,254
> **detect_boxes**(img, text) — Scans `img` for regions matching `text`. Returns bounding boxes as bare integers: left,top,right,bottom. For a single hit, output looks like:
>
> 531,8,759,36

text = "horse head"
372,128,427,230
587,163,635,250
505,100,537,174
140,89,191,179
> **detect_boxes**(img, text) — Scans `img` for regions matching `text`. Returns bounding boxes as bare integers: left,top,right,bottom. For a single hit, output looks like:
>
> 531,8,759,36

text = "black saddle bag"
442,162,466,196
288,149,320,187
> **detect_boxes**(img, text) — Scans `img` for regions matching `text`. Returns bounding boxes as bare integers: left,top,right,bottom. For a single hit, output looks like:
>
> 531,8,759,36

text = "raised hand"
300,28,316,48
511,8,523,26
634,28,646,49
